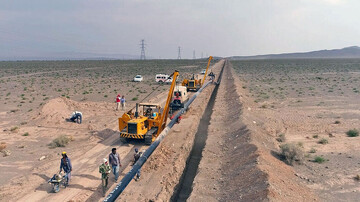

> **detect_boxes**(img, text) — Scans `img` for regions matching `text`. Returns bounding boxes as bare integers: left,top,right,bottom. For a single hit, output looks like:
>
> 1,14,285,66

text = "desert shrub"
279,143,304,165
49,135,71,148
276,133,286,142
355,174,360,181
313,135,319,138
22,132,29,136
334,120,341,124
309,148,316,153
314,156,326,163
346,129,359,137
0,142,6,151
297,142,304,148
10,126,19,132
132,97,138,101
318,138,328,144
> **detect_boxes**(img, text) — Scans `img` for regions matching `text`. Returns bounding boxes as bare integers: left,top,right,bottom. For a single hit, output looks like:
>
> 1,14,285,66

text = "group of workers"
60,148,142,197
116,94,126,111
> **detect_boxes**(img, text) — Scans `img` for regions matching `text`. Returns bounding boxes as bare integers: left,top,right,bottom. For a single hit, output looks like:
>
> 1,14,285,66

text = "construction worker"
116,94,121,111
99,158,111,197
120,96,126,110
59,151,72,186
108,148,122,182
209,71,215,82
133,148,142,181
69,111,82,124
173,92,181,104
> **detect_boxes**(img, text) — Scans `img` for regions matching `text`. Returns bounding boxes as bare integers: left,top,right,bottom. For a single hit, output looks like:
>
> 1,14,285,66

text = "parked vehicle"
48,172,69,193
155,74,173,83
200,69,206,74
133,75,143,82
169,85,189,114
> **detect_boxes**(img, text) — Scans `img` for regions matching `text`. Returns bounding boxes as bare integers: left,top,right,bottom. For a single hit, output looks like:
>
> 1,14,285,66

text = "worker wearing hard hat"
59,151,72,186
99,158,111,197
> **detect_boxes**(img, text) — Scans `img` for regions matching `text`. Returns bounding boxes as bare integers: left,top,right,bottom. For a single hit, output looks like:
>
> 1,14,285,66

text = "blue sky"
0,0,359,59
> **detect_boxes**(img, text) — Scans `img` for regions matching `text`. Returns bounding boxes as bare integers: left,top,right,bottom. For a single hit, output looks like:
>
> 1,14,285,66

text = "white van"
155,74,173,83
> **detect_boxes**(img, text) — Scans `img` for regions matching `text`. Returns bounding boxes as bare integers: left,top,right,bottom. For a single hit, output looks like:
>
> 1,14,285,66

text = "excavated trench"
170,62,225,202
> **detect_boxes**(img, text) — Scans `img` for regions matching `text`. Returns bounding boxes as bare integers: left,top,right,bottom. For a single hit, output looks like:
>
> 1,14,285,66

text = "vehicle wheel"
53,183,60,193
144,134,152,145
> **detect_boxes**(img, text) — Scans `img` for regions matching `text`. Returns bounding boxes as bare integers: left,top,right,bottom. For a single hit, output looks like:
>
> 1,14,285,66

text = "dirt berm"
189,61,318,201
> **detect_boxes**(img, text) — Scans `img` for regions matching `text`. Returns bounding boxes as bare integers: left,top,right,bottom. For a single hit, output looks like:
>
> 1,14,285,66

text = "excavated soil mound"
34,97,74,125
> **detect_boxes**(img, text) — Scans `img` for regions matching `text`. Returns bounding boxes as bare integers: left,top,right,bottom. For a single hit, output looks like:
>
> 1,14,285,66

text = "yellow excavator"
181,56,213,91
118,71,179,145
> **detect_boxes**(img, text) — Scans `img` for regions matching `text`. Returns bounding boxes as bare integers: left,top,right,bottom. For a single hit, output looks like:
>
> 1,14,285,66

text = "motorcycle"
48,172,68,193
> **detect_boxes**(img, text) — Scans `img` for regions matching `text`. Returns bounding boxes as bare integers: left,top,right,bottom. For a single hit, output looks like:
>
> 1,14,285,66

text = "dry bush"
0,142,6,151
49,135,71,148
276,133,286,142
10,126,19,133
279,143,304,165
355,174,360,181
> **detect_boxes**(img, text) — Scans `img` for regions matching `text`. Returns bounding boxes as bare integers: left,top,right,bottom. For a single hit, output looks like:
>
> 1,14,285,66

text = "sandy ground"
1,58,358,202
0,60,222,202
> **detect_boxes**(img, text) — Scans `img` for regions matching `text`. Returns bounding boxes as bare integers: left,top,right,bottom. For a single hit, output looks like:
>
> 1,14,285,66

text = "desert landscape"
1,58,359,202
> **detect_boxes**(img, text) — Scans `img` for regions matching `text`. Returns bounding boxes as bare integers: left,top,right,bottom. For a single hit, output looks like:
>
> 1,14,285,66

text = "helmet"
62,151,66,155
135,148,138,153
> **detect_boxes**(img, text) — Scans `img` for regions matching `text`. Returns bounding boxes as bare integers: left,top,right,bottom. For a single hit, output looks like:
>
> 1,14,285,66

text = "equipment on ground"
181,56,213,91
48,172,68,193
118,71,179,145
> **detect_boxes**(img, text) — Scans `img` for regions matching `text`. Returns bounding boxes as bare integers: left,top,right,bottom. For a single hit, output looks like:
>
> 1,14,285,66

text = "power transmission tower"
177,46,181,59
193,50,196,59
201,52,203,58
140,39,146,60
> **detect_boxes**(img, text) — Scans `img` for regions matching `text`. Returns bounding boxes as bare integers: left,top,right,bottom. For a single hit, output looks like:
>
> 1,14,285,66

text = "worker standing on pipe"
133,148,142,181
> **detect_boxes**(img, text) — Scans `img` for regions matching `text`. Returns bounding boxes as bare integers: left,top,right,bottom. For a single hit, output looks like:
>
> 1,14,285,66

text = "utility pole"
140,39,146,60
177,46,181,59
193,50,196,59
201,52,203,59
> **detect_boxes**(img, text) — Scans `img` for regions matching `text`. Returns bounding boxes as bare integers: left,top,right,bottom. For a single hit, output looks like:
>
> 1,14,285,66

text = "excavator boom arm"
201,56,213,86
158,71,179,134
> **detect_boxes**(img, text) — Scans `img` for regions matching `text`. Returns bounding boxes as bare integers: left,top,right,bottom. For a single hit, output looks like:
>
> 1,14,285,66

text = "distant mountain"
0,52,142,61
230,46,360,60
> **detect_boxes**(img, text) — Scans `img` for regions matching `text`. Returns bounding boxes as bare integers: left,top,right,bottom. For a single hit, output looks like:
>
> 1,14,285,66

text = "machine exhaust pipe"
135,103,139,118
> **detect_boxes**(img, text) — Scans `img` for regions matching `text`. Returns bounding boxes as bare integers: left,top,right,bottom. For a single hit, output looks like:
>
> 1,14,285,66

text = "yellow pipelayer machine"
181,56,213,91
118,71,179,145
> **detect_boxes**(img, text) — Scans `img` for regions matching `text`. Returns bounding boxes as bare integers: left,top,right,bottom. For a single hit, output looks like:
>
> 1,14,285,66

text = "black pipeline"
104,81,215,202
